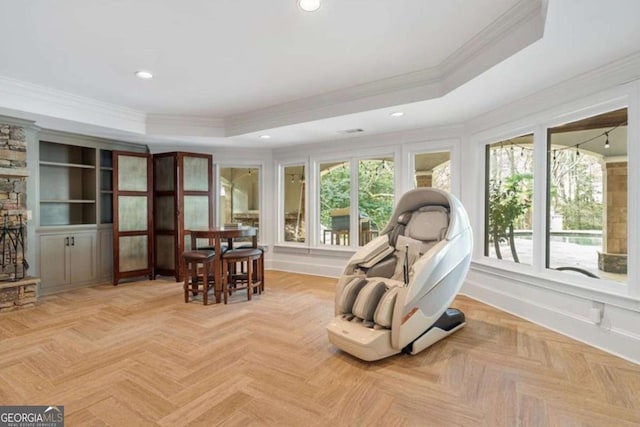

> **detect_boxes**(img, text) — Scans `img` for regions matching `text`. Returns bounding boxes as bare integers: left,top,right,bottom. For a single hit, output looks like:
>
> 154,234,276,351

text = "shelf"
100,166,113,171
100,190,113,194
41,200,96,204
40,161,96,169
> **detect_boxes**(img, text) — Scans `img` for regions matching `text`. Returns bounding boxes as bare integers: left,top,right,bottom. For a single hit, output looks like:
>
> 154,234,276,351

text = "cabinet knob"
65,237,69,246
71,236,75,246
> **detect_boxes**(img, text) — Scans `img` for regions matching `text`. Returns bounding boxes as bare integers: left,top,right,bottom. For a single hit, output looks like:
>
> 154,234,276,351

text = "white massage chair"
327,188,472,361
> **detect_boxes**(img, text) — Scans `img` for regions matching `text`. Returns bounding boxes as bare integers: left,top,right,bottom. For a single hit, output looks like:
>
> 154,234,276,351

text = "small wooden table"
187,226,257,303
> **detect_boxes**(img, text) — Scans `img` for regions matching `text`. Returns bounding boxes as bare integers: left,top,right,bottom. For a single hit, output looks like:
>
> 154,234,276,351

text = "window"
219,167,260,235
547,108,628,283
283,165,306,243
319,156,395,247
319,161,350,246
413,151,451,191
485,134,534,265
358,157,394,245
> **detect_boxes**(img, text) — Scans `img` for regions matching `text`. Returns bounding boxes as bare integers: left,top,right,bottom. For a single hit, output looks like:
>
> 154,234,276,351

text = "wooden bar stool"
221,248,263,304
182,250,215,305
232,244,266,292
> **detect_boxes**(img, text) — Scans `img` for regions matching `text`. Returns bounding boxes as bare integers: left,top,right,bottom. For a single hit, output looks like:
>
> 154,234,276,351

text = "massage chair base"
327,317,399,361
404,308,465,355
327,308,466,362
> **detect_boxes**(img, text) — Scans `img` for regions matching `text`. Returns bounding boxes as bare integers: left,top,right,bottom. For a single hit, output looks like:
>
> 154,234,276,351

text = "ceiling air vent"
338,128,365,134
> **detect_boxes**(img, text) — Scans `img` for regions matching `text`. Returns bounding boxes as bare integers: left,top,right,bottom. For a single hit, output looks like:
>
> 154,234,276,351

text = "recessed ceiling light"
135,70,153,80
260,135,271,139
298,0,321,12
390,111,404,117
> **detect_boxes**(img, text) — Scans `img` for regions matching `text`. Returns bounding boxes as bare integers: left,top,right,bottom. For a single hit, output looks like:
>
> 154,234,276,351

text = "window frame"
471,91,637,300
404,138,461,197
277,160,309,246
313,149,397,249
482,131,536,266
215,162,264,243
542,101,631,288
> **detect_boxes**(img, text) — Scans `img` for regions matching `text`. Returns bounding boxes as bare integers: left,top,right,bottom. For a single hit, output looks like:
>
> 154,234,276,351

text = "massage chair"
326,188,472,361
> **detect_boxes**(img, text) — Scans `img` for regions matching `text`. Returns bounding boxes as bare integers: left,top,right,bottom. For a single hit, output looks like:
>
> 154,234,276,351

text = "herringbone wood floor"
1,271,639,426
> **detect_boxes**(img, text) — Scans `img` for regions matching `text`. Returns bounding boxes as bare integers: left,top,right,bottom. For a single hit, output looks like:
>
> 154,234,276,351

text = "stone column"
415,172,433,187
598,161,627,273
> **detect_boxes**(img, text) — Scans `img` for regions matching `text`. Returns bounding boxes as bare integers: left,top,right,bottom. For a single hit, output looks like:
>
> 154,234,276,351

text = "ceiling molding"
146,114,226,138
272,123,464,158
0,114,38,129
38,128,148,152
441,0,547,92
225,0,547,137
0,1,547,142
0,75,145,134
467,50,640,134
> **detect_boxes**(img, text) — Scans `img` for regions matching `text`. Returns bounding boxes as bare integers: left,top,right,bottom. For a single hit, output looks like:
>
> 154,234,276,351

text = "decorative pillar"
0,116,40,311
415,172,433,187
598,161,627,274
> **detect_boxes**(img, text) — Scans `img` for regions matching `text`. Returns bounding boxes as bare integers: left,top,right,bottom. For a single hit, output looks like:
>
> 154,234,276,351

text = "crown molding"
272,123,464,158
0,75,146,133
146,114,225,138
467,50,640,134
0,114,39,130
225,0,547,136
441,0,547,93
0,1,546,142
38,128,148,152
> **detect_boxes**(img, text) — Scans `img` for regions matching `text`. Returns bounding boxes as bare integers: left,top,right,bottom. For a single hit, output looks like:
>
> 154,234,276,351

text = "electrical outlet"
589,307,602,324
26,210,32,220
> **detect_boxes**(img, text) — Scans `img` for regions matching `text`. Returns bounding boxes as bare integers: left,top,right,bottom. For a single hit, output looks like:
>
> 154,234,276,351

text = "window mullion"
532,125,547,272
350,157,359,249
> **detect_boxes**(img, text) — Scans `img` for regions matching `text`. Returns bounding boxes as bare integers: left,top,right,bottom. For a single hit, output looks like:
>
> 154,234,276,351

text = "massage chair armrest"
345,235,390,270
365,256,396,278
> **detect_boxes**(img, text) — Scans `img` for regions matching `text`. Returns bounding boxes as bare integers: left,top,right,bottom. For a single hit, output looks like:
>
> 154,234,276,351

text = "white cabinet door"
39,234,70,290
69,232,97,284
99,229,113,282
39,231,98,294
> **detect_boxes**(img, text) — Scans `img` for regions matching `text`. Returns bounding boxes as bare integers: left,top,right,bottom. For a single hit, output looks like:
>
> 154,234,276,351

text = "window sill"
273,243,357,258
471,258,640,312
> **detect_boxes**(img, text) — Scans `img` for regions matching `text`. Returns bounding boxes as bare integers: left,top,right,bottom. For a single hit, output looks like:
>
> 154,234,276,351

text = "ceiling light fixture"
135,70,153,80
259,135,271,139
298,0,321,12
390,111,404,117
604,132,610,148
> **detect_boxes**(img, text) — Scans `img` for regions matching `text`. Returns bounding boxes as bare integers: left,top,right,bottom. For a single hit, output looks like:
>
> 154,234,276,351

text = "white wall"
269,55,640,364
12,53,640,365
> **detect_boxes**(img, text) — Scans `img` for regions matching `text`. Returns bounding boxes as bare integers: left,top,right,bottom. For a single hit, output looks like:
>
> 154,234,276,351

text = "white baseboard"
266,259,342,278
462,277,640,365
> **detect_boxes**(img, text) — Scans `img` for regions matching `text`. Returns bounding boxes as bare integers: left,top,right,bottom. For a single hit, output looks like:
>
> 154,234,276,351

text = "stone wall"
599,161,627,274
0,123,28,281
415,174,433,187
605,161,627,254
0,277,38,313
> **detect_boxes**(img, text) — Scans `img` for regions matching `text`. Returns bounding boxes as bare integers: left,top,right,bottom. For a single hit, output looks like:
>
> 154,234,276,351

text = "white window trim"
403,137,462,197
471,88,638,300
313,148,397,250
277,159,309,246
214,162,264,244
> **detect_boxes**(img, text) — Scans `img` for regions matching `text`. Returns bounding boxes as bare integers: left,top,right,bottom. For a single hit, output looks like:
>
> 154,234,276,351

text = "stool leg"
260,254,265,292
203,261,209,306
247,259,253,301
184,261,190,303
191,261,198,296
223,260,229,304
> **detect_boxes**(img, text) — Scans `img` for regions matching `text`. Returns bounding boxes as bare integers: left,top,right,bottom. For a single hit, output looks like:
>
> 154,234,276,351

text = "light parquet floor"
1,270,640,426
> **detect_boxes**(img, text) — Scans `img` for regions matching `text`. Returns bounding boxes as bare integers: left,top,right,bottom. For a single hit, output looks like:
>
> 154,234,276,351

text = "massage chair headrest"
396,211,412,226
388,211,412,247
